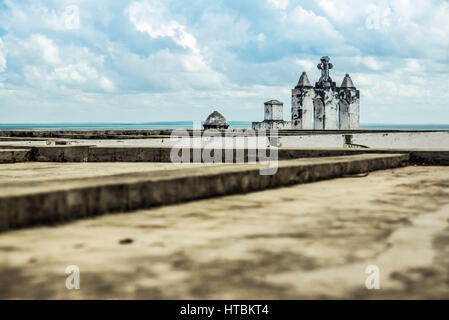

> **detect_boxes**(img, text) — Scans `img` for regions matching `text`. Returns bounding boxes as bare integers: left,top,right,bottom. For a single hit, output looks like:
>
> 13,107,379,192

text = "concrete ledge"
278,148,449,165
88,147,449,165
1,145,448,165
408,150,449,165
0,153,409,232
2,129,449,139
29,146,90,162
89,147,160,162
0,149,30,163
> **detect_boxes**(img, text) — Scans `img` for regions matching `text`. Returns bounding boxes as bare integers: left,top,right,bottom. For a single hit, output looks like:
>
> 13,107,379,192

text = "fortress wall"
323,92,339,130
1,131,449,150
349,100,360,130
278,131,449,149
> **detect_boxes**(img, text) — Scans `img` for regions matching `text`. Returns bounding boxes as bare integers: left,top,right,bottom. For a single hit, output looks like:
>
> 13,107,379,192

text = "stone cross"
317,56,333,84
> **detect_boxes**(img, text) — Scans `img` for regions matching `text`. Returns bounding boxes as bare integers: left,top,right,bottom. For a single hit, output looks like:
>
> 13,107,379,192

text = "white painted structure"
2,131,448,149
264,100,283,121
253,56,360,130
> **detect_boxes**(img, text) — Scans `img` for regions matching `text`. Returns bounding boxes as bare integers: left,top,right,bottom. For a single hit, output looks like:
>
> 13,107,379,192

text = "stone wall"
264,104,283,121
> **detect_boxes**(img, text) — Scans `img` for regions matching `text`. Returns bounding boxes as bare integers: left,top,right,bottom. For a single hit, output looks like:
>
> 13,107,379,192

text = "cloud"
126,1,227,91
285,5,344,49
28,34,61,65
0,38,6,72
267,0,288,10
49,62,115,92
1,2,81,33
317,0,364,23
128,1,199,53
0,0,449,123
295,59,315,72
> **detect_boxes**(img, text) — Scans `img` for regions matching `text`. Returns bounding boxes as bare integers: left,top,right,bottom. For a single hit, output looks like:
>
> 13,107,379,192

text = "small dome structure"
203,111,229,130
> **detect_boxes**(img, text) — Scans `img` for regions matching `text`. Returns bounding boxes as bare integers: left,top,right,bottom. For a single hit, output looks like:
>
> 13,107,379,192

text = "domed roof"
204,111,229,129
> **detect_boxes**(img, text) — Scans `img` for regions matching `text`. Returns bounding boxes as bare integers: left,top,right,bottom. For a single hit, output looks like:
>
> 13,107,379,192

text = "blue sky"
0,0,448,124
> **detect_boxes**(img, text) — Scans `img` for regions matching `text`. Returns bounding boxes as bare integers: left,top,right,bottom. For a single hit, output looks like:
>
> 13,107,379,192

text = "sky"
0,0,449,124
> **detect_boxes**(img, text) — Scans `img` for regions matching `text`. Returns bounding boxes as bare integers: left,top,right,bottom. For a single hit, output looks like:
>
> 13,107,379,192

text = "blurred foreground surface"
1,166,449,299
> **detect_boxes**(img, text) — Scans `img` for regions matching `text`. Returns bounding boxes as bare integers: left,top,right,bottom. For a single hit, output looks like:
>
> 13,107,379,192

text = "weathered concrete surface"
29,146,90,162
33,146,449,165
278,148,449,166
0,130,174,139
0,154,408,231
278,131,449,149
0,145,448,165
0,162,213,183
3,130,449,150
0,143,448,166
1,166,449,299
0,149,30,163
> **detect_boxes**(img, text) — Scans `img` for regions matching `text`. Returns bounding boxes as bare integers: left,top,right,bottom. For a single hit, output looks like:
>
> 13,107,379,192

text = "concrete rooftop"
0,139,448,300
1,165,449,299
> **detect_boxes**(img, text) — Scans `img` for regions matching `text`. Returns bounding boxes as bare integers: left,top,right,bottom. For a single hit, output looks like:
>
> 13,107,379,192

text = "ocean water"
0,122,448,131
0,122,251,130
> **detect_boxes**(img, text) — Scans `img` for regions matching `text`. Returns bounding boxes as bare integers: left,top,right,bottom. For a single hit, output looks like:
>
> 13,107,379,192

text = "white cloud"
363,57,383,71
14,38,115,93
353,56,385,71
48,62,115,92
286,5,343,45
99,76,115,92
2,3,81,32
317,0,366,23
405,59,424,74
129,1,199,53
317,0,347,21
127,1,227,91
28,34,61,65
51,63,98,84
141,49,226,90
0,39,6,72
1,0,449,123
295,59,315,72
267,0,289,10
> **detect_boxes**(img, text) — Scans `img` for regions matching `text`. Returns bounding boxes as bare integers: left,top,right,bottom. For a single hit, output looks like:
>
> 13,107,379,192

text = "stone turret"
338,74,360,129
264,100,283,121
252,99,291,130
292,72,314,129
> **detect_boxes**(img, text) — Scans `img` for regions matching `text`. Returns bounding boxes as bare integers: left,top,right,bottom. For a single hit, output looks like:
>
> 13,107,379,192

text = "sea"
0,122,449,131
